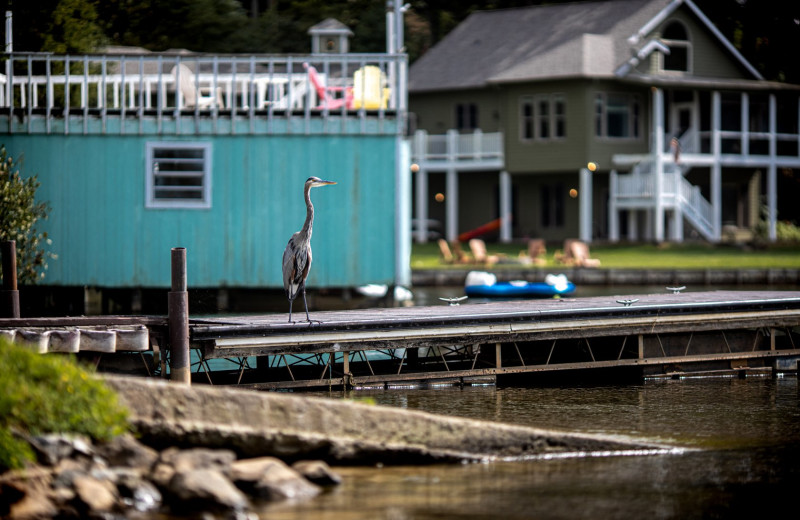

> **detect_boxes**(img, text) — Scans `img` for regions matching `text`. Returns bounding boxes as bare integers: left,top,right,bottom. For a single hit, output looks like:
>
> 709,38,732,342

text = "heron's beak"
313,179,337,187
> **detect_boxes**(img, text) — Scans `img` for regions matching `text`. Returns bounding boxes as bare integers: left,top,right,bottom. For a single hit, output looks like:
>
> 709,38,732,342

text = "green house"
408,0,800,245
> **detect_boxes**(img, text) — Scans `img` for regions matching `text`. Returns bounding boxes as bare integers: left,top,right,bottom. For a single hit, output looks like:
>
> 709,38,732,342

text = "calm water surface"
260,377,800,519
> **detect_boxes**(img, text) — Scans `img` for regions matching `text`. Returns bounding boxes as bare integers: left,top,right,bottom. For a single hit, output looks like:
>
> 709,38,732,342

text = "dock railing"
0,52,407,134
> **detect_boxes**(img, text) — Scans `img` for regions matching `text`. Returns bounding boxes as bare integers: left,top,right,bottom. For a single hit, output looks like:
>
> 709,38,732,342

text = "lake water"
259,377,800,519
204,284,800,518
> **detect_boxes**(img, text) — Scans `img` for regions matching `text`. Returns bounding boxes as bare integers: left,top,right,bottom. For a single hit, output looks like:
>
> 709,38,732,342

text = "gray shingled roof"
409,0,675,92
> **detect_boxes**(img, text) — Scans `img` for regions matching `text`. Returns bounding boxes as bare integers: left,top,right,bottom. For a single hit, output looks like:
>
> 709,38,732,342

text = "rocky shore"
1,375,673,519
0,431,341,519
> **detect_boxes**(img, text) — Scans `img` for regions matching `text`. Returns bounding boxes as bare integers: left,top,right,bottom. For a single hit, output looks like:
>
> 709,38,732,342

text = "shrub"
0,145,56,284
0,337,129,471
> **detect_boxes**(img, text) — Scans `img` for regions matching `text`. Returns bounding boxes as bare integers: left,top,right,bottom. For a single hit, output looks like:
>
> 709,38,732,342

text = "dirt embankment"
104,375,669,464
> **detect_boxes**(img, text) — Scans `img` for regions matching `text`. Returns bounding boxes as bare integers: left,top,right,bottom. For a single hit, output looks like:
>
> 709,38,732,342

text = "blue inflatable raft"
464,272,575,298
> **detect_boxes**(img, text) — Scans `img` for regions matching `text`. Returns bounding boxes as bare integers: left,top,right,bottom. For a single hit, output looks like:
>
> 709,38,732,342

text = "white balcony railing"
0,52,407,134
411,129,504,169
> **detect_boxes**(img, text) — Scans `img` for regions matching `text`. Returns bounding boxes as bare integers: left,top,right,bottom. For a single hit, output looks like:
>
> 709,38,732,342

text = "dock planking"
188,290,800,388
191,290,800,352
2,290,799,388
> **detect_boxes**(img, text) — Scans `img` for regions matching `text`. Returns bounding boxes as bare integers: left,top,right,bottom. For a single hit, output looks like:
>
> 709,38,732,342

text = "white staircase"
614,157,714,241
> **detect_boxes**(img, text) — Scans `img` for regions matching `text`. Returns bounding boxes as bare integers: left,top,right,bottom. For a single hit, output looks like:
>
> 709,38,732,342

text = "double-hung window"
520,94,566,141
456,103,478,131
145,142,212,209
595,93,640,139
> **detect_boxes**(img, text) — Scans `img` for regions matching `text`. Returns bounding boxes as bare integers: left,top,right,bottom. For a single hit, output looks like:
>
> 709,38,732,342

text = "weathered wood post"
1,240,20,318
169,247,190,384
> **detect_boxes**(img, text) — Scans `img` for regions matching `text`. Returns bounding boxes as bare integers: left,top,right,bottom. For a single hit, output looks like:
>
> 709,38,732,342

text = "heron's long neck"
301,185,314,240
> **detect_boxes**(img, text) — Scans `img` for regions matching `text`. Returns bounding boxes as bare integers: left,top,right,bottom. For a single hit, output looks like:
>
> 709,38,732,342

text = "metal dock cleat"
439,296,468,306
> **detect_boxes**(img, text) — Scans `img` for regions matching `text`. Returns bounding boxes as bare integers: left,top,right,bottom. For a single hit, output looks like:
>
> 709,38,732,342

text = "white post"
609,169,619,242
415,167,428,243
653,87,665,242
579,167,592,243
395,138,411,286
711,91,722,241
4,11,12,107
499,170,512,242
446,130,459,241
671,206,683,241
741,92,749,157
446,168,458,242
413,130,428,243
768,93,777,242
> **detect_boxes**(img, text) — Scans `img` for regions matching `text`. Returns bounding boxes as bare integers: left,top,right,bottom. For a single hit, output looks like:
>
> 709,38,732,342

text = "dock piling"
1,240,20,318
168,247,190,384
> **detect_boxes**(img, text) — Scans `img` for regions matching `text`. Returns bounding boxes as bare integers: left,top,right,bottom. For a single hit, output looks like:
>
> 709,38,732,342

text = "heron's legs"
287,299,295,324
302,288,321,324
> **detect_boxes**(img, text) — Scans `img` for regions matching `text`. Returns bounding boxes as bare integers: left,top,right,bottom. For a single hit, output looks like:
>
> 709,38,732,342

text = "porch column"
767,93,777,241
413,129,429,243
579,167,592,243
629,210,639,241
741,92,749,157
711,91,722,241
609,169,619,242
644,210,653,241
415,167,429,243
653,87,665,242
671,206,683,241
499,170,512,242
446,168,458,242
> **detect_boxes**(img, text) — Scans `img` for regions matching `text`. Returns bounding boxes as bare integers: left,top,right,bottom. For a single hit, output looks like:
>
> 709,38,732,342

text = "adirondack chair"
303,62,353,110
468,239,502,267
351,65,390,110
438,239,472,264
556,239,600,267
570,240,601,267
526,239,547,266
171,64,223,109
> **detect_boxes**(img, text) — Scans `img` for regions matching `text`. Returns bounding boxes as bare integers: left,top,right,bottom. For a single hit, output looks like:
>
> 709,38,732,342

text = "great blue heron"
282,176,337,323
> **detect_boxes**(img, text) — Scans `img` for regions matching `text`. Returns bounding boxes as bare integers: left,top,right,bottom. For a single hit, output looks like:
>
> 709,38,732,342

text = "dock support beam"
169,247,190,384
1,240,20,318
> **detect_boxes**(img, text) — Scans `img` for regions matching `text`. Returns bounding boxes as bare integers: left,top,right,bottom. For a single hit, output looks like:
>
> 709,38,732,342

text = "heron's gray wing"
282,236,311,300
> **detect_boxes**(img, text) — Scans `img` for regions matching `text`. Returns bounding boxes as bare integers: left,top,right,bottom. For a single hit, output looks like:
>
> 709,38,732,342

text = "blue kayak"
465,280,575,298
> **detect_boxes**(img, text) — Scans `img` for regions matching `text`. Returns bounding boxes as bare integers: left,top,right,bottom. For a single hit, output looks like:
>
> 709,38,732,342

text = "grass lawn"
411,242,800,270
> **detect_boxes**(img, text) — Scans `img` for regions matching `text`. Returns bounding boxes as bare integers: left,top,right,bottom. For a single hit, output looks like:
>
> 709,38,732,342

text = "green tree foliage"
1,1,797,80
0,146,55,284
0,338,129,471
694,0,800,84
0,0,106,53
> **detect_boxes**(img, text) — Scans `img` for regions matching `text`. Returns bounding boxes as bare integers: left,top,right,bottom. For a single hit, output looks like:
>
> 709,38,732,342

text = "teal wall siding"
2,134,397,288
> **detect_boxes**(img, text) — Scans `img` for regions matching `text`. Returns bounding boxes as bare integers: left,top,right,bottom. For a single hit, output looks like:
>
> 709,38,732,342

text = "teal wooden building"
0,51,410,311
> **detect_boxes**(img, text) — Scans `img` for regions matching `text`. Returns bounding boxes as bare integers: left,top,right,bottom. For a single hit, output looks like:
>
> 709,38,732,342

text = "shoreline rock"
0,432,340,519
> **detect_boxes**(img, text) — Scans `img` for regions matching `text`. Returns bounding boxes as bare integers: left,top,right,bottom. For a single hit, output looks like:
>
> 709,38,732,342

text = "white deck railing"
411,129,504,169
0,52,406,133
615,162,713,239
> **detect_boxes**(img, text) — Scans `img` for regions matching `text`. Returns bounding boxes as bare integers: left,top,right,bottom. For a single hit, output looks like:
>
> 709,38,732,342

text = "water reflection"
260,378,800,519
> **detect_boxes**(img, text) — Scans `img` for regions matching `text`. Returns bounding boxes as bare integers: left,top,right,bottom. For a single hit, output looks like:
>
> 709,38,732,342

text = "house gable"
626,3,759,81
409,0,764,93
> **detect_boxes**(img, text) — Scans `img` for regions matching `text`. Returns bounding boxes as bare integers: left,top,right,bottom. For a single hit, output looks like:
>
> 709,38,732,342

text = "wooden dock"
2,290,799,389
188,290,800,389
